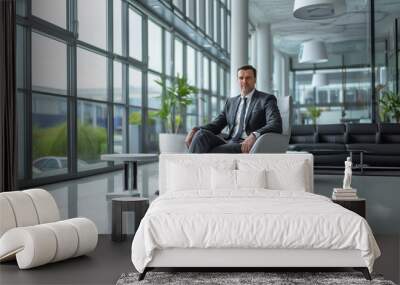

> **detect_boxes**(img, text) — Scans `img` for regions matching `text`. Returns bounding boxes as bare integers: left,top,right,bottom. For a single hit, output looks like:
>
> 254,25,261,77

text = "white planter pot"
159,133,188,153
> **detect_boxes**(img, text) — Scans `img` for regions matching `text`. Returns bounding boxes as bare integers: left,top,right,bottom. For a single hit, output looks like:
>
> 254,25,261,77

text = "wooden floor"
0,235,398,285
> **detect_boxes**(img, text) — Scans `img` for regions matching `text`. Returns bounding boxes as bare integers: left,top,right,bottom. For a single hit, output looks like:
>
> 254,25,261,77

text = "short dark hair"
237,65,257,78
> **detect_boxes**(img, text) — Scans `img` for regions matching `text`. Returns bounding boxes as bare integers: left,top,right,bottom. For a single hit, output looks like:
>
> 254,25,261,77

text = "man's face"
237,69,256,95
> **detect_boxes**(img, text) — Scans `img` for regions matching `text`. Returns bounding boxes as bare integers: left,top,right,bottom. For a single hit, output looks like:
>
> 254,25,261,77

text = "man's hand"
185,128,199,148
241,133,257,153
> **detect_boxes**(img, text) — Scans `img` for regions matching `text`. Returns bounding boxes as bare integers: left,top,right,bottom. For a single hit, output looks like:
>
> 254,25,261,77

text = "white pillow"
211,168,267,191
167,160,235,192
210,168,236,190
236,169,267,189
266,161,307,191
237,159,309,192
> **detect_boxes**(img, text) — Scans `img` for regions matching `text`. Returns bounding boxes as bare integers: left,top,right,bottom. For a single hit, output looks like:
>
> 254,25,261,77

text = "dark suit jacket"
200,90,282,139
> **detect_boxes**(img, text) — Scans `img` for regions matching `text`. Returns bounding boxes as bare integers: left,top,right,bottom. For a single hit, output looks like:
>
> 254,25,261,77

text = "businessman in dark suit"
185,65,282,153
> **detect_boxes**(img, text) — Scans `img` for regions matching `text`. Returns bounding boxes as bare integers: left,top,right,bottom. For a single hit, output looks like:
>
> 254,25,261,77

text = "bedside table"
112,197,149,242
332,198,366,218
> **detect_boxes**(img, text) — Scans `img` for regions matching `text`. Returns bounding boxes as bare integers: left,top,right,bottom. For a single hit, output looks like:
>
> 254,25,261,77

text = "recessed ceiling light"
293,0,346,20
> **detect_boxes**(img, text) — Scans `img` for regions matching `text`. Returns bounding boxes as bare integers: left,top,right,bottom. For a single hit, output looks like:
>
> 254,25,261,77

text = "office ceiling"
249,0,400,56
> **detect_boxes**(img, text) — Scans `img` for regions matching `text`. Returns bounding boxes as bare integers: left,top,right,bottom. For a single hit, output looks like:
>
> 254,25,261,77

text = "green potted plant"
155,74,198,153
379,90,400,123
306,106,322,125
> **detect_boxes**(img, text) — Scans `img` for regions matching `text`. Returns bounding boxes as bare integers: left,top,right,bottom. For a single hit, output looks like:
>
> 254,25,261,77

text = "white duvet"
131,190,380,273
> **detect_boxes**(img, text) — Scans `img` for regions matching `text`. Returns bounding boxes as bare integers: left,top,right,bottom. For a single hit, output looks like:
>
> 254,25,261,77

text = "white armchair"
250,95,292,153
0,189,98,269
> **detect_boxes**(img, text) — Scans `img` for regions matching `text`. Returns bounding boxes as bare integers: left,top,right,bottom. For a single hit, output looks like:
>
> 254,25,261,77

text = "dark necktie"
232,97,247,142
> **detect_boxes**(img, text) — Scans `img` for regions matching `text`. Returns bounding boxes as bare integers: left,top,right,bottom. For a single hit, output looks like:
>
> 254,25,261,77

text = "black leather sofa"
289,123,400,168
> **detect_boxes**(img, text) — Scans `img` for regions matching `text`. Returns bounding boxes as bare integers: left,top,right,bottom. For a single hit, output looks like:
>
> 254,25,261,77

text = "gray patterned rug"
116,271,396,285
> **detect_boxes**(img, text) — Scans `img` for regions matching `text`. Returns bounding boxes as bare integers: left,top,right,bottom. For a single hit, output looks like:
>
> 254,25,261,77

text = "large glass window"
211,96,218,117
147,72,162,109
148,20,162,72
186,114,197,130
114,105,126,154
293,68,372,124
17,91,26,179
16,0,27,16
187,94,197,114
113,0,122,55
374,1,400,123
77,47,107,101
343,68,371,123
201,94,210,123
226,70,230,97
293,70,313,124
173,0,184,12
213,0,219,42
77,0,107,49
220,7,226,49
17,25,26,179
32,94,68,178
146,109,162,153
186,71,198,117
211,60,217,94
32,32,67,95
129,66,142,106
128,107,141,153
165,31,173,76
294,71,313,105
196,52,203,89
174,38,183,76
129,8,142,61
227,13,231,52
205,0,211,36
77,101,108,171
17,0,231,186
32,0,66,29
16,25,25,90
186,0,196,22
196,0,205,31
187,45,196,85
114,61,123,103
219,67,225,95
203,56,209,90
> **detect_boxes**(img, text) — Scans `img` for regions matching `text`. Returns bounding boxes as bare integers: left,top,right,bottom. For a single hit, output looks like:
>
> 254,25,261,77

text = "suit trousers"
188,129,242,153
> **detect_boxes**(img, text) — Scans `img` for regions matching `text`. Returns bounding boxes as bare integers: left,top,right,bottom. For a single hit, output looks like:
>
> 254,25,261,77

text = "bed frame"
137,154,372,281
138,248,371,280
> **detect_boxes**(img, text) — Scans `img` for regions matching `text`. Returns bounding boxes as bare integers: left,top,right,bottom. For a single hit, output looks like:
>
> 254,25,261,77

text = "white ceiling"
249,0,400,56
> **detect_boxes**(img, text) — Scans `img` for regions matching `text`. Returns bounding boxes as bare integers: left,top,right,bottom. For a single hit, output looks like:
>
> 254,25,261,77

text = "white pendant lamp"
293,0,346,20
298,40,328,63
312,73,328,87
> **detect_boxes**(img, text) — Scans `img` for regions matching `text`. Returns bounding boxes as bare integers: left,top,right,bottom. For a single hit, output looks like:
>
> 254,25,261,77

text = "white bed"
131,154,380,280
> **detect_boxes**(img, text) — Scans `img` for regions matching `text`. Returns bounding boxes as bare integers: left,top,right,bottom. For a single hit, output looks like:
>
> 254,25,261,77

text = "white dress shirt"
232,89,255,140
